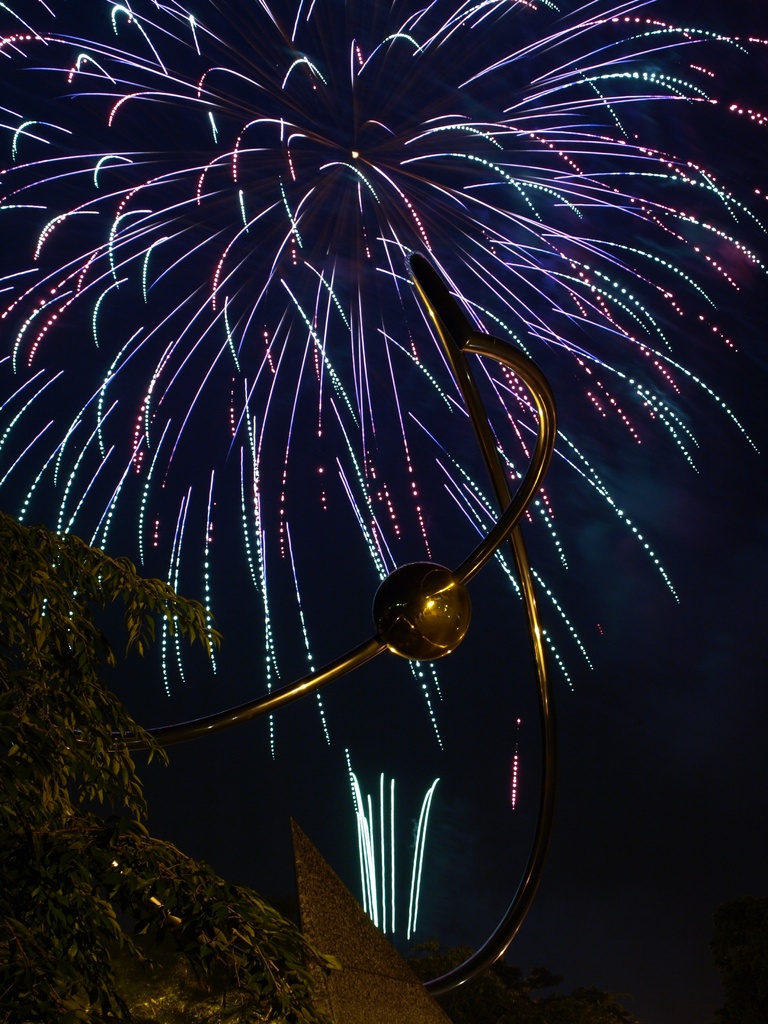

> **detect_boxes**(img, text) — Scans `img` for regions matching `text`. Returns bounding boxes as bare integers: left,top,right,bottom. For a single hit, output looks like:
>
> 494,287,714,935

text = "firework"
0,1,764,738
346,752,439,940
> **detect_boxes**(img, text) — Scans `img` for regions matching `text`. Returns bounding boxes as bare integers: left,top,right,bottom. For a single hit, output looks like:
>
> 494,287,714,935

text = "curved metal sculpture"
129,252,558,994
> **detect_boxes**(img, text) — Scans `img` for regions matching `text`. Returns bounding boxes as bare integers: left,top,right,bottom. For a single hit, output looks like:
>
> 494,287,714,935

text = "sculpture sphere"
373,562,472,661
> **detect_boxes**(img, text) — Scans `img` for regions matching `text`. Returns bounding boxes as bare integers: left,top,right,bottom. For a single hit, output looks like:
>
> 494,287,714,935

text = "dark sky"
1,3,767,1023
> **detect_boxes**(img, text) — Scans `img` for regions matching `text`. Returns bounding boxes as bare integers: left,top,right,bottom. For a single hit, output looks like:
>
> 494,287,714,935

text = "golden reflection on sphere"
372,562,471,661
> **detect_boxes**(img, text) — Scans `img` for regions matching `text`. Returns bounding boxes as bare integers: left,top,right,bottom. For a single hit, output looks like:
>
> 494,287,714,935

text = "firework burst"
0,0,764,741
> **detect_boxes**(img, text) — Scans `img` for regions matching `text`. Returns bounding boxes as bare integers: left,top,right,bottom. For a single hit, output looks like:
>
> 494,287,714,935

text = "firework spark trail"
511,716,521,810
346,751,439,939
0,1,765,734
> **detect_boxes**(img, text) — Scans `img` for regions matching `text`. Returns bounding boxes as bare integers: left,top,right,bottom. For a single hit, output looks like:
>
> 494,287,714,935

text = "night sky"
1,3,767,1023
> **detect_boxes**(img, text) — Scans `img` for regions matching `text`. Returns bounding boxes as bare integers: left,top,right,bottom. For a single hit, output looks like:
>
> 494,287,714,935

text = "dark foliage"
0,510,333,1023
711,895,768,1024
408,942,639,1024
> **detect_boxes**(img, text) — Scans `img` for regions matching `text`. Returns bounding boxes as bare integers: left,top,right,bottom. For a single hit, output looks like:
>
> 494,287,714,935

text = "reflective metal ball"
372,562,471,660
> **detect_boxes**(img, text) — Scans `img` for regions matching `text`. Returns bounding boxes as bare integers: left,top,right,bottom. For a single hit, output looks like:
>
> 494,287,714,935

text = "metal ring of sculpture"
129,252,558,995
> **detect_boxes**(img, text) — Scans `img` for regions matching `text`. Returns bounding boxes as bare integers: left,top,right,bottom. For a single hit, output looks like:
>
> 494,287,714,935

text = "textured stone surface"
292,821,452,1024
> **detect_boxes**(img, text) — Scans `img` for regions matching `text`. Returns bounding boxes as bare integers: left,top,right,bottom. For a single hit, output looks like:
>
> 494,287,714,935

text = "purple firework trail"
0,1,765,741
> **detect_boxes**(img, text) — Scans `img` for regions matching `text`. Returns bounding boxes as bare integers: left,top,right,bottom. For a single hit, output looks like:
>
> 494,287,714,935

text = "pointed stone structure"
291,821,453,1024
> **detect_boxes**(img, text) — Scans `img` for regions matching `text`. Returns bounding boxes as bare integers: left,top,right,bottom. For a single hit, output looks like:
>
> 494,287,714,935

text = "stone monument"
292,821,453,1024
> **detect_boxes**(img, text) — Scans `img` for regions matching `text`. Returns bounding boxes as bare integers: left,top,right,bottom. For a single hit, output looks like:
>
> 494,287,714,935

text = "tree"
110,936,275,1023
711,895,768,1024
407,942,639,1024
0,509,334,1023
